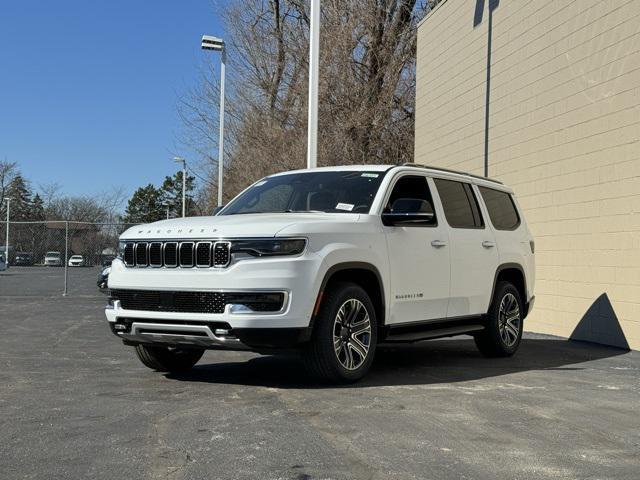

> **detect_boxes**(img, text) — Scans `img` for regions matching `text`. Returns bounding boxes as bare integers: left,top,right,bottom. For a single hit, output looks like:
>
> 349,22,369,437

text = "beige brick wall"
415,0,640,349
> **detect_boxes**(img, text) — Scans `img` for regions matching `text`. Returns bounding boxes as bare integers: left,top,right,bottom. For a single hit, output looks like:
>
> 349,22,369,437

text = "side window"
385,175,437,226
478,186,520,230
434,178,484,229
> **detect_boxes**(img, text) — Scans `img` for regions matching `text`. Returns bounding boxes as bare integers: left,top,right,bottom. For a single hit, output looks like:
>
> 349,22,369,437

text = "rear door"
383,174,450,324
432,178,499,318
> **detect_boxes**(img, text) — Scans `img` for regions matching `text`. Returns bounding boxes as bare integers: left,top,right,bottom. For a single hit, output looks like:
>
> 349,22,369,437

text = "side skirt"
380,315,486,343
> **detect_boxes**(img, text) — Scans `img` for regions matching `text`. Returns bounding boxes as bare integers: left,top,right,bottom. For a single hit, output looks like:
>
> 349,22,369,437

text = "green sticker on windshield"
361,173,379,178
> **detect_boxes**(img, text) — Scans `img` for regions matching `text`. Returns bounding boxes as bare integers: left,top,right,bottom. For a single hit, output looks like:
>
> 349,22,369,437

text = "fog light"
229,304,254,314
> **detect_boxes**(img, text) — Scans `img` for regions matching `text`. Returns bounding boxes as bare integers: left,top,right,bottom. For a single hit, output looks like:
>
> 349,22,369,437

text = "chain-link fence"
0,221,137,296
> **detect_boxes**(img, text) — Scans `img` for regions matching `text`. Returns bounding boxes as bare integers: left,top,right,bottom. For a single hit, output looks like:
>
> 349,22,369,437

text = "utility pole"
173,157,187,217
306,0,321,169
3,198,10,268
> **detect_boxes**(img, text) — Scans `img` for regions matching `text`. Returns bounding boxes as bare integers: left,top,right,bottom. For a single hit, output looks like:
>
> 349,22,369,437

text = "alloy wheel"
333,298,372,370
498,292,520,347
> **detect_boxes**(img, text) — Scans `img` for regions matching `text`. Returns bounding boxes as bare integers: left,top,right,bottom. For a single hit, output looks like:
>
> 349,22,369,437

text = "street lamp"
3,197,10,268
173,157,187,218
201,34,226,207
306,0,321,169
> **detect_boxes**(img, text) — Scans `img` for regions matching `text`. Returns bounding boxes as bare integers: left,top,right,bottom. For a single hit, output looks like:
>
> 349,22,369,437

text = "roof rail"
399,163,503,185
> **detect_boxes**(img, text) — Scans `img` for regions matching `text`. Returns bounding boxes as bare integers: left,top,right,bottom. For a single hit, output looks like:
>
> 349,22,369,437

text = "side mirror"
212,206,224,216
382,198,435,226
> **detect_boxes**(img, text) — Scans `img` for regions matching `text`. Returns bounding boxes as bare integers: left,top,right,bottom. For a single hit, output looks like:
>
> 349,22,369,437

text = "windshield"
46,252,61,257
221,170,385,215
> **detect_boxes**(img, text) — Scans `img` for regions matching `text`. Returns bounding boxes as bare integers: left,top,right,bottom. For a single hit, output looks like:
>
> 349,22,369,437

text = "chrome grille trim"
149,242,163,267
196,241,212,267
163,242,178,268
179,242,195,267
123,242,135,266
213,241,231,268
135,242,148,267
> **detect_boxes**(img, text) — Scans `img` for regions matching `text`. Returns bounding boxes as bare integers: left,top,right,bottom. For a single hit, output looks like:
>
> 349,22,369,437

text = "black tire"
303,282,377,383
475,281,523,357
134,345,204,373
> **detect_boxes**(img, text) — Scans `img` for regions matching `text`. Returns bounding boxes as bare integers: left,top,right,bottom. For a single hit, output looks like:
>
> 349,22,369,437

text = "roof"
267,164,511,191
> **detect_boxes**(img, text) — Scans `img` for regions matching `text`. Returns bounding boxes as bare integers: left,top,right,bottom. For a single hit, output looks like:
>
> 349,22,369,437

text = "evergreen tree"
160,170,196,217
6,174,33,221
123,184,165,224
30,194,45,221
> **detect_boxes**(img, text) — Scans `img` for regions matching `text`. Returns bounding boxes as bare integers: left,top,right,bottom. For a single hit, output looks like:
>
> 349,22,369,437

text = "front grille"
110,290,285,314
149,242,162,266
213,241,231,267
122,240,231,268
135,243,148,266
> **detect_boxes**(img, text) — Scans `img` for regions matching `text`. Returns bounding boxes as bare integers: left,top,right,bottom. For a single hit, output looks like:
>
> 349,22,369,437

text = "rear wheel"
475,281,523,357
303,282,377,383
134,345,204,373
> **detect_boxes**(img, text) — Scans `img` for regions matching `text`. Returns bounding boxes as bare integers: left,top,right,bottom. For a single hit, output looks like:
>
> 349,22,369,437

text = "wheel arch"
491,263,529,317
313,262,386,330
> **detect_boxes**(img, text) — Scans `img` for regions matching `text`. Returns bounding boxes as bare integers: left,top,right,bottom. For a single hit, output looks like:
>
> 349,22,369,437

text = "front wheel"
475,281,523,357
134,345,204,373
303,282,377,383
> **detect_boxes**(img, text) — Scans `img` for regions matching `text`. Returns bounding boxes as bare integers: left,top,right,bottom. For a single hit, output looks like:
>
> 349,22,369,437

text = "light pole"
173,157,187,217
306,0,321,169
3,197,10,268
201,34,226,207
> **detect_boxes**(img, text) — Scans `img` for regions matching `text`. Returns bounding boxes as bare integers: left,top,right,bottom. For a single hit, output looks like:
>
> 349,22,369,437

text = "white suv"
106,164,535,383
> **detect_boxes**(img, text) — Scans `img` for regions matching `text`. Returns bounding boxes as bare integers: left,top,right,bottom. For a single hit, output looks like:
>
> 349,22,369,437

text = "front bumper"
105,253,323,350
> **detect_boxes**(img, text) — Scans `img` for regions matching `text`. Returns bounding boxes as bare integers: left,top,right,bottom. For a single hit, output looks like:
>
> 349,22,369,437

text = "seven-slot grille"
110,290,285,314
123,241,230,268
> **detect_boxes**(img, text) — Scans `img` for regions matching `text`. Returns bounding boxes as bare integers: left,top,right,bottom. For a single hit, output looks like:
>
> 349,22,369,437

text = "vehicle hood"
120,213,361,240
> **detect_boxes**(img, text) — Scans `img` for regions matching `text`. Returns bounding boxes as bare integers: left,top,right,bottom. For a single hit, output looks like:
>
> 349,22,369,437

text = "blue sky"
0,0,226,200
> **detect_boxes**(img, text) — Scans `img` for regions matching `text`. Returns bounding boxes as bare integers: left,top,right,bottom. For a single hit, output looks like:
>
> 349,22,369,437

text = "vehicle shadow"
166,336,630,389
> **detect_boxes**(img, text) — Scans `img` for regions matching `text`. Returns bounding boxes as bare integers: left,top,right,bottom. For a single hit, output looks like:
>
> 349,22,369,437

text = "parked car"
97,266,110,292
68,255,86,267
44,251,63,267
14,252,35,266
0,254,6,272
105,164,535,383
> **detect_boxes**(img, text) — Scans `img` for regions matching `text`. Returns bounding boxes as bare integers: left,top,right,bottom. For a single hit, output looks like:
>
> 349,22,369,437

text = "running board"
382,317,485,343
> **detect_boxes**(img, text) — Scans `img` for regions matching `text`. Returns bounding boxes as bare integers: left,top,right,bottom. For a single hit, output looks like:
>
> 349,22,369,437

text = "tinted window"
479,187,520,230
385,175,437,226
434,179,484,228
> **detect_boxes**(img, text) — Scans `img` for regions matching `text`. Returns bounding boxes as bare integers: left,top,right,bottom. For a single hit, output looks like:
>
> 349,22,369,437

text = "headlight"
231,238,306,257
117,240,126,259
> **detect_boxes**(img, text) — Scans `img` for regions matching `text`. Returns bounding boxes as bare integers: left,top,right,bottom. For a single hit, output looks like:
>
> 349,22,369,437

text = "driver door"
383,175,451,324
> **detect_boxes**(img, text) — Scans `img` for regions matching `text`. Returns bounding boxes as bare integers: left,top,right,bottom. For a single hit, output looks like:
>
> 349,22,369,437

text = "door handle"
482,241,496,248
431,240,447,248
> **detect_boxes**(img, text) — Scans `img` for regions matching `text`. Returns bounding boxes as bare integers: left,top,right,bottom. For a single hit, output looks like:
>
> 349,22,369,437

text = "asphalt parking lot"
1,270,639,479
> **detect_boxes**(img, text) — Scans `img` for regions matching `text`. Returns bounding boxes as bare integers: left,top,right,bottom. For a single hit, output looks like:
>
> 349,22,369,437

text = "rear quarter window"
478,187,520,230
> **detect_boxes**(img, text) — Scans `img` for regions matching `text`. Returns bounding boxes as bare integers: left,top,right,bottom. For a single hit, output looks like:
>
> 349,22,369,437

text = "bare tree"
0,160,19,216
179,0,429,203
